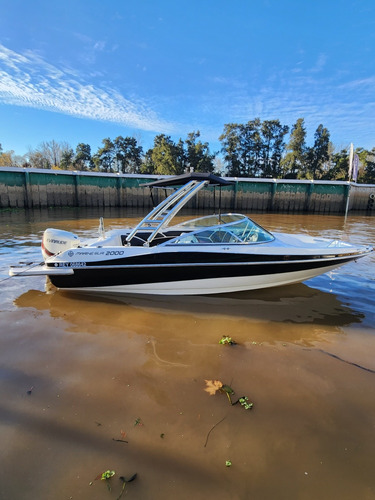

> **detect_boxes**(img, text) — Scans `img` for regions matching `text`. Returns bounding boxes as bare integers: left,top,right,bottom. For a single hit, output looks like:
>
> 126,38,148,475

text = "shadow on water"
14,281,364,347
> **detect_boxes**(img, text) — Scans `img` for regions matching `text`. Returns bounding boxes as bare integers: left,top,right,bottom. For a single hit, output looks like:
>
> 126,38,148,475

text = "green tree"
139,149,154,174
93,138,115,172
360,148,375,183
148,134,185,175
321,149,348,181
74,143,92,170
60,148,75,170
113,136,143,173
185,131,215,173
261,120,289,178
220,120,263,177
305,125,330,179
281,118,307,178
219,123,243,177
220,119,288,178
240,119,263,177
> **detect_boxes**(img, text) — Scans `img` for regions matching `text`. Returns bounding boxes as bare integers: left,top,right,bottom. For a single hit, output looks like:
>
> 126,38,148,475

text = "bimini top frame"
126,173,235,247
125,180,206,246
142,172,235,189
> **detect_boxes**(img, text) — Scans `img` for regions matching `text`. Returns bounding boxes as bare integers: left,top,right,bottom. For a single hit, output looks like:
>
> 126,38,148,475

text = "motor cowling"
42,228,80,260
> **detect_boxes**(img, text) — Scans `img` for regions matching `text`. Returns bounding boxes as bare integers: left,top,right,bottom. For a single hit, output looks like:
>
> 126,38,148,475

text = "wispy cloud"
338,76,375,90
0,44,175,133
309,53,327,73
193,66,375,149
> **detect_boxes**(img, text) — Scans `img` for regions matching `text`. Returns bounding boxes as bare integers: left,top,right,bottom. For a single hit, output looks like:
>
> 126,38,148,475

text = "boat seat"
121,230,187,247
196,236,212,243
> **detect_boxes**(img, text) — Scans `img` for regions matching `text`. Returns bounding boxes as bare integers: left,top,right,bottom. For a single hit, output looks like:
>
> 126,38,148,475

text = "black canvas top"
142,172,235,188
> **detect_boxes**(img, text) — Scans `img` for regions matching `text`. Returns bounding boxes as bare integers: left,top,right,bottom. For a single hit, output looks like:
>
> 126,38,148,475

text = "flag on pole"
348,143,354,180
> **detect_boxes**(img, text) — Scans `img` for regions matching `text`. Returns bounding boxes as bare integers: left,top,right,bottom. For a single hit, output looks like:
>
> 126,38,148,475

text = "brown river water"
0,208,374,500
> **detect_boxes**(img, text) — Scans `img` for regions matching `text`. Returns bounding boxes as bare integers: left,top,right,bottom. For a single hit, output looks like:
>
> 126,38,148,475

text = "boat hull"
46,254,357,295
54,265,344,295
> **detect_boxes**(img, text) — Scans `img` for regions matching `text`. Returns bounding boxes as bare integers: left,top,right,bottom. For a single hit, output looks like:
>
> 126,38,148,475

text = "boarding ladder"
125,180,208,246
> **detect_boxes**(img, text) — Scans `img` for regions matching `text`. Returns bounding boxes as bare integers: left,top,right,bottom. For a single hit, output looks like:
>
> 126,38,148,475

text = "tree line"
1,118,374,183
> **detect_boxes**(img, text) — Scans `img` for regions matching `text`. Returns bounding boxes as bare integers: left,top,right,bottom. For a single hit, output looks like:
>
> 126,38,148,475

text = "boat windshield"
169,217,274,245
178,213,245,229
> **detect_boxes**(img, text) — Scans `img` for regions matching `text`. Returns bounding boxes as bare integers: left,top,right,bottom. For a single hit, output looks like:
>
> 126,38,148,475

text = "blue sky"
0,0,374,158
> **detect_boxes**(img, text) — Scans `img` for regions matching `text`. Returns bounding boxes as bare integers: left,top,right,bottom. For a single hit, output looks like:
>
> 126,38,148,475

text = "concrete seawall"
1,167,374,214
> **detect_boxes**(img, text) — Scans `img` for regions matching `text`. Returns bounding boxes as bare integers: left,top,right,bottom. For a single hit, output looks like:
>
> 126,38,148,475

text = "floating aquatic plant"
219,336,236,345
101,470,115,481
100,470,116,492
238,396,253,410
96,470,137,497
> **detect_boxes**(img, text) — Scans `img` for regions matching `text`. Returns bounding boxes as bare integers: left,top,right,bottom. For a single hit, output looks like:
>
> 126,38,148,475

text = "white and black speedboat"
9,173,373,296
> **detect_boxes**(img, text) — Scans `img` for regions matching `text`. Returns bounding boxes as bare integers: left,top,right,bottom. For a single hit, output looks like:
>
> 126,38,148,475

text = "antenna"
98,217,105,240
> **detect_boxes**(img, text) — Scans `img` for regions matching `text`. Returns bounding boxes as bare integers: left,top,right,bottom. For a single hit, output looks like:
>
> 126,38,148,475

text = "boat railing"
125,180,208,246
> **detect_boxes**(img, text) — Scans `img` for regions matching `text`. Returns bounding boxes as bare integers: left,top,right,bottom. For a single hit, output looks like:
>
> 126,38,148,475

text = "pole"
348,143,354,181
344,183,351,222
344,143,354,222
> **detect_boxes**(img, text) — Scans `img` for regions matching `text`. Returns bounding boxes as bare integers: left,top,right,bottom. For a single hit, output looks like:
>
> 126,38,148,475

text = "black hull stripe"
49,257,354,289
47,250,358,268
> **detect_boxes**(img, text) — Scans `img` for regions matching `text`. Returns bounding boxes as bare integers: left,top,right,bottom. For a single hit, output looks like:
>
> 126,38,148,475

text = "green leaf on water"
221,384,235,395
101,470,115,480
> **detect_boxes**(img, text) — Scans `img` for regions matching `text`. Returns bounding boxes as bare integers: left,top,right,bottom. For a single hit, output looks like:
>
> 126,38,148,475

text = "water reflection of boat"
14,283,363,333
10,174,372,296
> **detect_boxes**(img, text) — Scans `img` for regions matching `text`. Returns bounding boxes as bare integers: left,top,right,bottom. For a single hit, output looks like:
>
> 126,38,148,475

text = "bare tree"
26,140,72,169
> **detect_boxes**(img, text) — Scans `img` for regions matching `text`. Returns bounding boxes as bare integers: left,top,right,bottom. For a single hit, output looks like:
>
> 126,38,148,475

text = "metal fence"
1,167,374,213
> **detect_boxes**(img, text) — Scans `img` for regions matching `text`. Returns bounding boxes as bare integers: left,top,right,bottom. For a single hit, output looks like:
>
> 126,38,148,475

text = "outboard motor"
42,228,80,260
